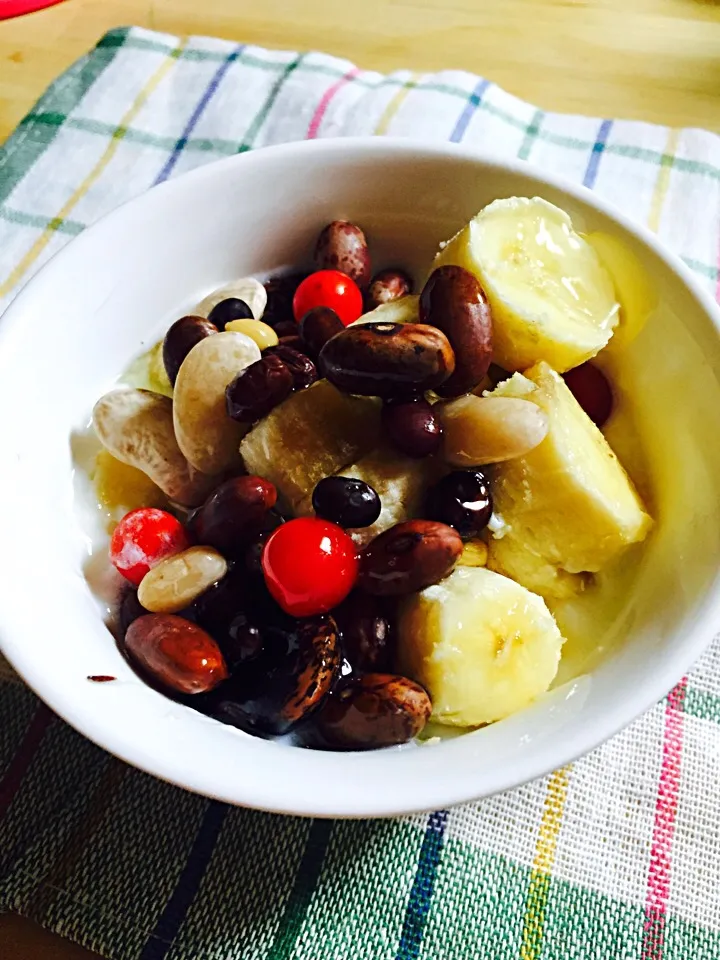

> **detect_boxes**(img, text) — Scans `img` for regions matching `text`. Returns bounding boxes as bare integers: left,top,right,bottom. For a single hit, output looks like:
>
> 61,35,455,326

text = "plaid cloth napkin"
1,25,720,960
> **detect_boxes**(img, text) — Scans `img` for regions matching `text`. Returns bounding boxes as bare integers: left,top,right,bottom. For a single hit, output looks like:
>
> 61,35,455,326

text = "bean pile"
99,218,613,751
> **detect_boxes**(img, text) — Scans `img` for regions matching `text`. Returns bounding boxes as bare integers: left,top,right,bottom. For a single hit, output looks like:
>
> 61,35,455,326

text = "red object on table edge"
0,0,66,20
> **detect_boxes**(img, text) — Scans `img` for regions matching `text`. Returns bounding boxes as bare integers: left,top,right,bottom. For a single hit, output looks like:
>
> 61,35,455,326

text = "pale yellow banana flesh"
397,566,564,726
434,197,620,372
486,362,652,598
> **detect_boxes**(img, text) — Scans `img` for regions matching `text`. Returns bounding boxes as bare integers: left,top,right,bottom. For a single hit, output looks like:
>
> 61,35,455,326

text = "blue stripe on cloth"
583,118,614,188
154,44,245,184
395,810,448,960
139,799,229,960
449,78,491,143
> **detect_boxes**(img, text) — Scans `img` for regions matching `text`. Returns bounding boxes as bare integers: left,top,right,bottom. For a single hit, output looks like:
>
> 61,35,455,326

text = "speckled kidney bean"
124,613,228,694
358,519,463,596
313,673,431,749
199,615,340,736
314,220,371,288
226,353,294,422
366,269,413,310
319,322,455,398
189,476,278,557
162,315,218,385
419,265,493,397
298,306,344,358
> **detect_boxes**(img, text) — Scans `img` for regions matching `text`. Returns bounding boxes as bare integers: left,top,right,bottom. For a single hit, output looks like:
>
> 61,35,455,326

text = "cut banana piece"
194,277,267,321
351,295,419,326
486,362,652,598
240,380,381,512
397,566,564,726
434,197,620,372
584,231,658,352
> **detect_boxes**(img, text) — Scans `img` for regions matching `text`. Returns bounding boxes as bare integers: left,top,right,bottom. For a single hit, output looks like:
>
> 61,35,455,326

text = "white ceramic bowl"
1,138,720,818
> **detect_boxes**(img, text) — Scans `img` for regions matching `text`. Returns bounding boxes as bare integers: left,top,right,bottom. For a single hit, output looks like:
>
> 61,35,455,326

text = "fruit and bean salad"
90,197,653,750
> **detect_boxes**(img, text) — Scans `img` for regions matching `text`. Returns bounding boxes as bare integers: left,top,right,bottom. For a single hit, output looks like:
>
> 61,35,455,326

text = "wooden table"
1,0,719,957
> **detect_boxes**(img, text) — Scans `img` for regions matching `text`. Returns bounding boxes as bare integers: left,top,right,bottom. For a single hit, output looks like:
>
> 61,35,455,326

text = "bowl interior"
1,139,719,817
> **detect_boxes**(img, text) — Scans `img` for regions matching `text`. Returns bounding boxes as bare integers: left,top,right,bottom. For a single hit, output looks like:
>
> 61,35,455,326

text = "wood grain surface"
1,0,719,957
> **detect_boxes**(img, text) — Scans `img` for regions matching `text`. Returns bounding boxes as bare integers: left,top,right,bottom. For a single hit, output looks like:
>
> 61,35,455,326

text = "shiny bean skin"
382,397,442,458
199,615,340,736
314,221,371,288
358,520,463,596
314,673,431,749
266,344,318,390
366,269,413,310
332,590,392,674
207,297,253,330
189,476,278,557
299,306,344,358
419,265,493,397
163,316,218,386
138,546,228,614
124,614,228,694
273,320,299,339
319,322,455,399
425,469,492,538
226,353,294,422
225,318,278,350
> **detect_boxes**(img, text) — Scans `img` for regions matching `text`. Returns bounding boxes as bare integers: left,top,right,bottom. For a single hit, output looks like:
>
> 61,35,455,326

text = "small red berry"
261,517,358,617
563,362,613,428
293,270,363,326
110,508,190,586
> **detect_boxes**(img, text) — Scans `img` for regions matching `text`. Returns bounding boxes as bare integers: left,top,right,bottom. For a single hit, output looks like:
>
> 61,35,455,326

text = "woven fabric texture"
1,25,720,960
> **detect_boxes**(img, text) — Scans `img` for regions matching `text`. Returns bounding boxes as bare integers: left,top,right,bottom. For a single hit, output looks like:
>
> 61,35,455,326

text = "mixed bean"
96,215,612,751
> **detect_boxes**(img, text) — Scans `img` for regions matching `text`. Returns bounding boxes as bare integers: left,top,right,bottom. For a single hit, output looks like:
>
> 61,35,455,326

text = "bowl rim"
1,135,720,818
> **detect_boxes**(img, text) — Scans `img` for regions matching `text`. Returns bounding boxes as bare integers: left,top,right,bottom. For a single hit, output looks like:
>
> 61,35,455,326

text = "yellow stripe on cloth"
520,766,571,960
647,127,681,234
0,39,188,299
373,74,420,135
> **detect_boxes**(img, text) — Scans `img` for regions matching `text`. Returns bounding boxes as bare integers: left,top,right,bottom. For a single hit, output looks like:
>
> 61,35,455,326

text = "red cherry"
110,508,190,586
563,362,613,428
293,270,363,326
261,517,358,617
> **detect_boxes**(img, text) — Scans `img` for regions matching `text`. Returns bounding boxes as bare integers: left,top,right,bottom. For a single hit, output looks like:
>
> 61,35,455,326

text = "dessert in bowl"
0,139,719,816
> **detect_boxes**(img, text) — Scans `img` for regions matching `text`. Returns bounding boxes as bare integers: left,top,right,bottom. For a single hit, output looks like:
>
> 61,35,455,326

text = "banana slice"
486,362,652,598
122,340,173,397
584,231,658,352
397,566,564,726
434,197,619,372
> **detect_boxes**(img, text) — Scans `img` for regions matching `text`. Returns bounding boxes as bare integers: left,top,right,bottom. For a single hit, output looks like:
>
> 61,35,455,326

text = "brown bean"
358,520,463,595
163,316,218,386
299,306,344,357
332,591,392,674
419,265,493,397
277,335,306,353
319,322,455,399
314,220,371,287
201,615,340,735
124,614,228,694
263,273,309,327
226,353,294,422
314,673,431,749
266,344,318,390
366,269,413,310
190,475,278,556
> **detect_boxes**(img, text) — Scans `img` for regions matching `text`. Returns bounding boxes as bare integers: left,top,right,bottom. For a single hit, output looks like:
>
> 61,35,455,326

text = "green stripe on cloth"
683,687,720,724
518,110,544,161
0,207,83,235
238,53,306,153
0,27,129,206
